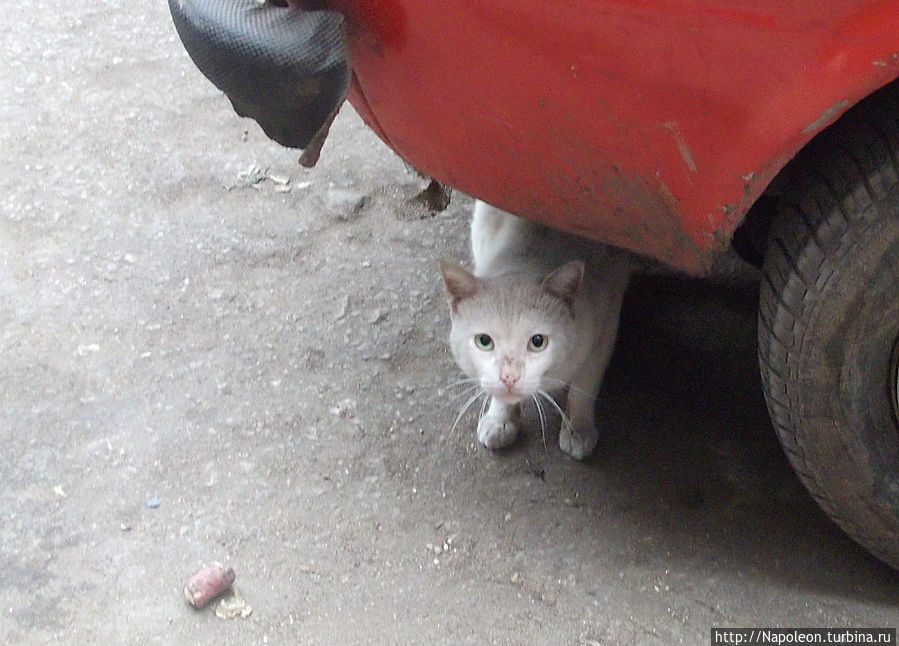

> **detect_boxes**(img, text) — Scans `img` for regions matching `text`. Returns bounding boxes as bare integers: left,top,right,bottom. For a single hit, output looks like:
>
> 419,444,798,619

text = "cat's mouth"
491,388,529,404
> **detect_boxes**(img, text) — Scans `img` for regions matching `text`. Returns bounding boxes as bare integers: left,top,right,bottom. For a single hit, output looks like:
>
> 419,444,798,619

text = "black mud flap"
167,0,350,155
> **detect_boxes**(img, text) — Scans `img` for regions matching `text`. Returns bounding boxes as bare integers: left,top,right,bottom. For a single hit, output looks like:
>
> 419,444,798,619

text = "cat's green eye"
528,334,548,352
474,334,494,351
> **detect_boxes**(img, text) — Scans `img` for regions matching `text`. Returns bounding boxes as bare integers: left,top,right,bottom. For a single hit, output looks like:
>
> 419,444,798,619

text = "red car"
169,0,899,569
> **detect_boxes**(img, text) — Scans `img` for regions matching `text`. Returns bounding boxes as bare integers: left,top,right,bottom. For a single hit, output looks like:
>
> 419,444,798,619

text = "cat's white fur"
441,200,636,459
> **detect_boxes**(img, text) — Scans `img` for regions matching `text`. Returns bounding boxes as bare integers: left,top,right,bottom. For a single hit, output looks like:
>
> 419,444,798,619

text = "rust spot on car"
873,53,899,68
662,121,698,175
803,100,849,134
597,168,708,270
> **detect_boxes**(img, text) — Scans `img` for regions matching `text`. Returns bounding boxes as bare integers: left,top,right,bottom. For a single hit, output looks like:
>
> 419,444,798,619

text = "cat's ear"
440,260,478,311
543,260,585,308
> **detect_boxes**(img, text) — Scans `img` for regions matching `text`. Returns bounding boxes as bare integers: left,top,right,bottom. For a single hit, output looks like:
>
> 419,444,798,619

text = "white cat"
440,200,636,459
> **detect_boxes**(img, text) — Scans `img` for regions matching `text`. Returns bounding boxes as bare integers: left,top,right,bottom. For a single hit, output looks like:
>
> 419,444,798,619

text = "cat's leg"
477,397,521,449
559,336,616,460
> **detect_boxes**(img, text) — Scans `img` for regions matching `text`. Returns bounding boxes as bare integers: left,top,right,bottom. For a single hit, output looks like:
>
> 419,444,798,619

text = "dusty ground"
1,2,897,644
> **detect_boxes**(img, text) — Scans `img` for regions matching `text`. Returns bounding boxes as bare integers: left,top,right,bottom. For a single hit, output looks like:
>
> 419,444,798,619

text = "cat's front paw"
477,417,519,450
559,422,599,460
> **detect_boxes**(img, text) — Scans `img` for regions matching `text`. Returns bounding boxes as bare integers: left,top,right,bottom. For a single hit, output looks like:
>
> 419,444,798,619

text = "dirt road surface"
2,2,896,644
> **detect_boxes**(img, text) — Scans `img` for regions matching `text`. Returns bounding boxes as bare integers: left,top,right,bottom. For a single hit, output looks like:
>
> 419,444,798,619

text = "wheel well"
732,77,899,268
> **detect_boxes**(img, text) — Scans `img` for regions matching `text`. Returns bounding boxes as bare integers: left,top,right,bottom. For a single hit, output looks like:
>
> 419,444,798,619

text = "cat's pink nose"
500,372,519,389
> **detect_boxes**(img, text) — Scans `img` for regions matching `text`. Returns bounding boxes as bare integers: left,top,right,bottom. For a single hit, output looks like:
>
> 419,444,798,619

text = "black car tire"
758,85,899,570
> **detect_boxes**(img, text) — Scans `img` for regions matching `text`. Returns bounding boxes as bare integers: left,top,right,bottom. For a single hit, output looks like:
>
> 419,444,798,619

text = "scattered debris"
228,164,293,192
425,542,445,555
215,588,253,619
526,457,546,481
411,179,452,213
329,398,357,419
268,174,291,193
366,308,385,325
231,164,267,189
327,187,368,221
184,562,236,609
75,344,100,357
333,294,350,321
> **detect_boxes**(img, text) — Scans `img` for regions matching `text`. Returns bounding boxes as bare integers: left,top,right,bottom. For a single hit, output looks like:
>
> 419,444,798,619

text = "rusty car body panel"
330,0,899,272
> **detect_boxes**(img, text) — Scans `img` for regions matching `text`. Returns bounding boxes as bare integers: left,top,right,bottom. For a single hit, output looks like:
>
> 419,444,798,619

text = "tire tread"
758,85,899,570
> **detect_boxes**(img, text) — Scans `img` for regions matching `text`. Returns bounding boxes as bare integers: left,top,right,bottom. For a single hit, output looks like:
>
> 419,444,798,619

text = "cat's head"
439,260,584,404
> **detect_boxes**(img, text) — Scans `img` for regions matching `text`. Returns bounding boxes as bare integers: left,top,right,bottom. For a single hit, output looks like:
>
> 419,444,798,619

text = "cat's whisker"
442,377,481,392
536,389,571,428
443,384,482,410
532,394,548,452
439,378,482,402
451,389,487,437
478,392,491,424
539,377,592,402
